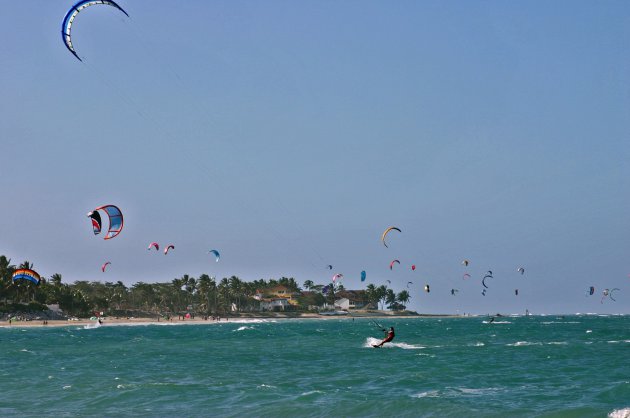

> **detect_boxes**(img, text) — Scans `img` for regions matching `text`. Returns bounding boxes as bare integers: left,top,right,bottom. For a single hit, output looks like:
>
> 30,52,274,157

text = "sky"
1,1,629,314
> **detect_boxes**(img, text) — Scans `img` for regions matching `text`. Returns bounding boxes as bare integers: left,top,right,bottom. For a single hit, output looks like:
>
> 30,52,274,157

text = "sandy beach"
0,311,461,328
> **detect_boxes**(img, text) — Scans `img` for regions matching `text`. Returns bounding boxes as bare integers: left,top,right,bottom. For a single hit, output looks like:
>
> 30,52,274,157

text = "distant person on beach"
373,327,395,347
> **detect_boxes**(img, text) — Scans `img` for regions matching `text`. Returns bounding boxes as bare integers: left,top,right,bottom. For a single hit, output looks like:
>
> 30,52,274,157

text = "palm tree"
303,280,314,291
397,290,410,310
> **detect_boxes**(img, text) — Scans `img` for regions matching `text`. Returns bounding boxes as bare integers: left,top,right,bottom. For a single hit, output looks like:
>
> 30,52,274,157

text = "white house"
259,298,289,311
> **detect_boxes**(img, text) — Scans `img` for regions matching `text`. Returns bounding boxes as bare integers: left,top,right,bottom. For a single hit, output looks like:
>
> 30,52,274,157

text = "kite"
411,265,416,271
515,289,519,296
482,275,491,289
588,286,595,296
332,273,343,282
381,227,401,248
209,249,220,262
164,244,175,255
360,271,366,282
62,0,130,61
517,267,525,275
462,260,469,266
407,281,413,288
424,284,430,293
386,279,391,285
101,261,111,272
451,288,459,296
327,265,333,270
463,273,471,280
148,242,159,251
12,269,41,285
389,259,400,270
87,205,123,239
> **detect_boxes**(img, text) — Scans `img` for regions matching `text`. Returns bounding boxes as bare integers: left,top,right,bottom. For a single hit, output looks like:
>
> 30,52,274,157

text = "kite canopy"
12,269,41,285
164,245,175,255
209,249,220,262
389,259,400,270
517,267,525,275
148,242,159,251
462,273,471,280
360,271,366,282
411,265,416,271
332,273,343,282
381,226,401,248
101,261,111,272
327,265,333,270
424,284,430,293
62,0,129,61
407,281,413,289
87,205,123,239
462,259,469,266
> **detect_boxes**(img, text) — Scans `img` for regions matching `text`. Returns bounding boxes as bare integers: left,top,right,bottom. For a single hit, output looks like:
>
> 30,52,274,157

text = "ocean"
1,315,629,417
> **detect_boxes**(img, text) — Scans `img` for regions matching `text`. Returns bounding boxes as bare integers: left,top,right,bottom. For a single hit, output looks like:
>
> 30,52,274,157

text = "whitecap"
300,390,324,397
467,342,485,347
363,337,424,349
62,385,71,390
412,390,440,398
506,341,542,347
608,408,630,418
586,330,593,333
547,342,568,345
233,326,254,332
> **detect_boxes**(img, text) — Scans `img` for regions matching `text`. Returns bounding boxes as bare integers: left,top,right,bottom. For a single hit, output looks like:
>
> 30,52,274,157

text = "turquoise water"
1,316,629,417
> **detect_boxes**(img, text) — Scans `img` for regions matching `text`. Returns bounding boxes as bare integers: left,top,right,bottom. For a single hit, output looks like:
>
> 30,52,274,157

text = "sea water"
1,315,629,417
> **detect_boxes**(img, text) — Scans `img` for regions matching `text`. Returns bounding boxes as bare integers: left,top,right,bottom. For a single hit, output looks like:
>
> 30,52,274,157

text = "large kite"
12,269,41,285
87,205,124,239
62,0,129,61
381,227,401,248
209,249,220,262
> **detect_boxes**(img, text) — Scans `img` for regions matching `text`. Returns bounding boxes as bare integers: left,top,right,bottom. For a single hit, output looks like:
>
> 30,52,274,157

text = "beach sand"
0,311,460,328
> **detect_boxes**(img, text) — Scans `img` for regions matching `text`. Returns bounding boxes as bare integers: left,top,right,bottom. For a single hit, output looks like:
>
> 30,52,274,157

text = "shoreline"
0,311,464,328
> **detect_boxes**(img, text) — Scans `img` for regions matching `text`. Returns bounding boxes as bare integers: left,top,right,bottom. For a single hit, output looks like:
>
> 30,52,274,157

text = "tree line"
0,255,413,317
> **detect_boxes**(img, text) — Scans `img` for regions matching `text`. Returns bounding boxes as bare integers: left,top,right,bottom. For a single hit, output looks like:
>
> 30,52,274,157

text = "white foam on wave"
482,320,511,324
412,390,440,398
467,342,485,347
547,341,568,345
83,321,101,330
586,330,593,333
608,408,630,418
506,341,542,347
364,337,425,349
299,390,324,397
233,326,255,332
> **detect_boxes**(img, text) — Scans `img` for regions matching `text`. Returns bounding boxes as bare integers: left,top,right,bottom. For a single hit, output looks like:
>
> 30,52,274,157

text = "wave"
234,326,255,332
506,341,543,347
482,320,511,324
608,408,630,418
411,387,502,399
363,337,425,349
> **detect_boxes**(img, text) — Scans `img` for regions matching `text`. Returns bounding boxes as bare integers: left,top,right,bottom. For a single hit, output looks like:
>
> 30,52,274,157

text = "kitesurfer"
373,327,395,347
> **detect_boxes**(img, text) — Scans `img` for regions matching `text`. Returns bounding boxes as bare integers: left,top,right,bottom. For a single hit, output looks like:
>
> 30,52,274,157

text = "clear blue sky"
1,1,629,314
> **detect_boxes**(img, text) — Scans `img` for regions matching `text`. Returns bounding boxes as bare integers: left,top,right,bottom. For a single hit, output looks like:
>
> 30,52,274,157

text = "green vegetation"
1,255,413,318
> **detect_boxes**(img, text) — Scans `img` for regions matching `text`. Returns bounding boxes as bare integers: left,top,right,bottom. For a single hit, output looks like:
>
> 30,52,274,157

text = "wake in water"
363,337,424,350
83,321,101,330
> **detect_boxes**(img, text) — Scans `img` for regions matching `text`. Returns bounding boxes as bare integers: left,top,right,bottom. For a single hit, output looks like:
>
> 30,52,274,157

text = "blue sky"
1,1,629,314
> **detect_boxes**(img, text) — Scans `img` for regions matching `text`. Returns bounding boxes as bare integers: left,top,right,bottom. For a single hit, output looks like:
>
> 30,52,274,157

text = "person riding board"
373,327,395,347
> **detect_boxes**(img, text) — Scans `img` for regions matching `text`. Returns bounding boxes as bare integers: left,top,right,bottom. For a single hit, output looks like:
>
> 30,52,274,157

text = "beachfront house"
334,298,352,310
259,298,289,311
